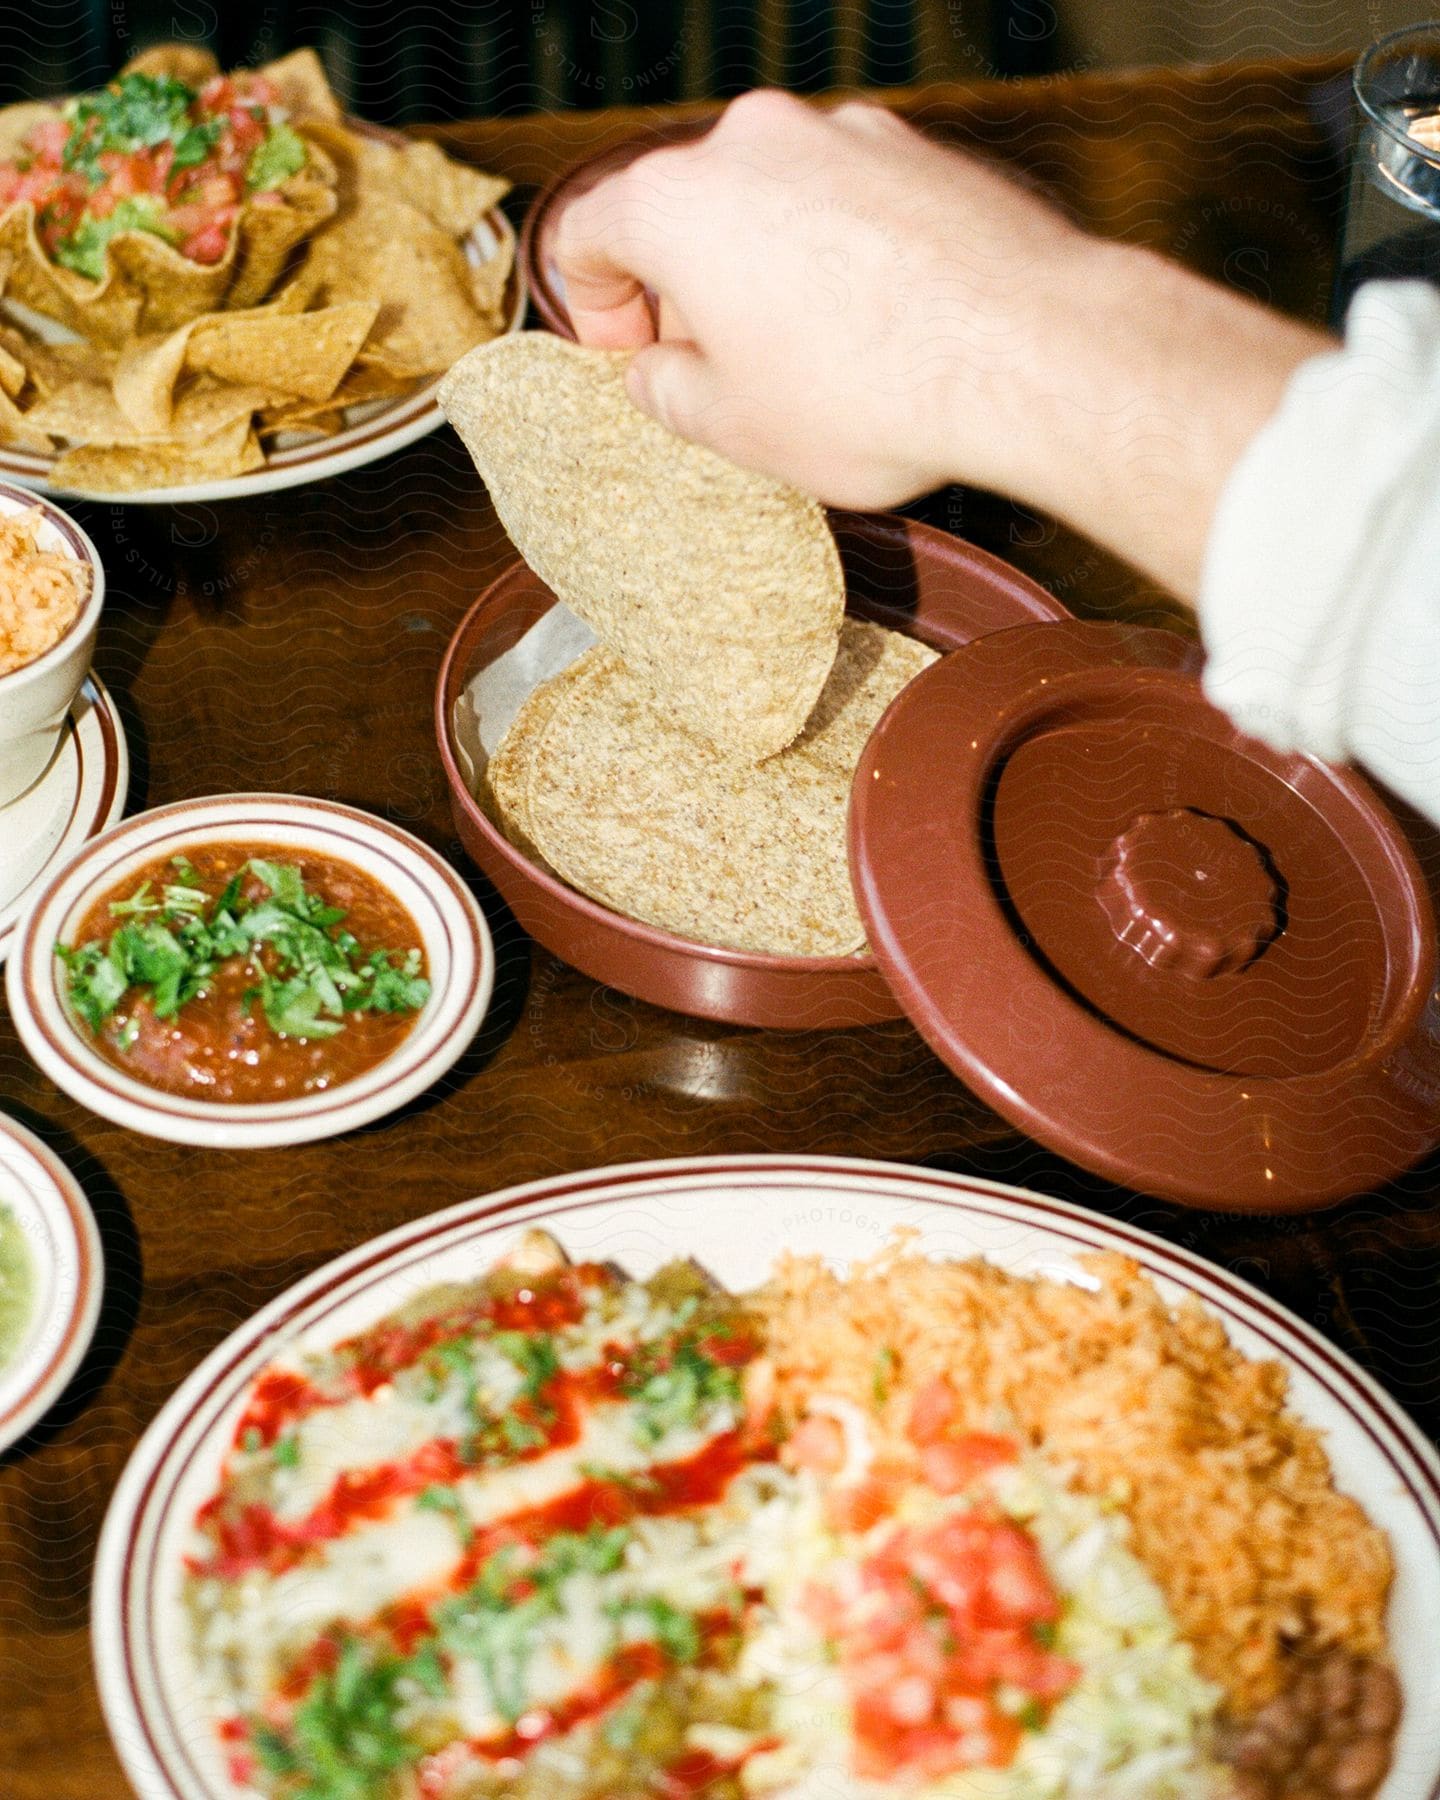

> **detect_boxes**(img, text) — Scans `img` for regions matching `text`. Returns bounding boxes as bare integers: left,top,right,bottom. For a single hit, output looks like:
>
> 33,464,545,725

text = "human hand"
552,90,1092,512
554,88,1327,597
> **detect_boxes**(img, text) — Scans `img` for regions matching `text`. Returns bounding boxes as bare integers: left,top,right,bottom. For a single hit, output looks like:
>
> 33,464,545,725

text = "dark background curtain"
0,1,1051,120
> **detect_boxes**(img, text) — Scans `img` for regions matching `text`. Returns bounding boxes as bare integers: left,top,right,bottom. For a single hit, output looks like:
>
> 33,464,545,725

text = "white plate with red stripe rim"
90,1155,1440,1800
5,792,494,1147
0,207,524,505
0,672,128,965
0,1111,102,1453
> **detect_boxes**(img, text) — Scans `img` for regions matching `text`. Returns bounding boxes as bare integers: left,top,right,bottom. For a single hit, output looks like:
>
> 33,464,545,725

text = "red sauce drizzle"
192,1364,649,1580
437,1429,761,1602
224,1265,602,1450
656,1742,780,1797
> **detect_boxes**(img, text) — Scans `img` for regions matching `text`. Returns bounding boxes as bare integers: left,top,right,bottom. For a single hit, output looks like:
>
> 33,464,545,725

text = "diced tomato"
908,1374,960,1446
172,208,236,265
227,106,266,158
812,1500,1080,1783
823,1466,907,1533
784,1413,846,1475
920,1432,1018,1495
27,117,69,164
199,75,236,114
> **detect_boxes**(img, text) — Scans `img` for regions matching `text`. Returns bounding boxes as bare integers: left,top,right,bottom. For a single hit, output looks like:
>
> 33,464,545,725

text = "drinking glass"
1337,22,1440,318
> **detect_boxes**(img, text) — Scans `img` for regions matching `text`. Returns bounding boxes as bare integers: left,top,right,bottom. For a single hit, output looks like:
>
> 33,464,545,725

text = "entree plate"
91,1154,1440,1800
0,672,127,964
0,209,524,505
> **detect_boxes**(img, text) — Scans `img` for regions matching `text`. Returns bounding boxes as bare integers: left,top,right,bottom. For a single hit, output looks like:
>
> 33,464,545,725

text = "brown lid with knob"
849,618,1440,1212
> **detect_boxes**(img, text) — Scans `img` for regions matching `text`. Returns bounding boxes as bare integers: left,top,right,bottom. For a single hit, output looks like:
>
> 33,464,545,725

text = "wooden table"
5,55,1439,1799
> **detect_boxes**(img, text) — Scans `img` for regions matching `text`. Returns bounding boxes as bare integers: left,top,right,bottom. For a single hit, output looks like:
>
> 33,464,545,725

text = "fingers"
625,342,717,436
552,162,674,349
826,99,911,140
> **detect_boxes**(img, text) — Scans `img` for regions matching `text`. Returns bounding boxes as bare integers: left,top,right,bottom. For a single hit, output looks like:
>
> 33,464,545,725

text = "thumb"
625,342,726,450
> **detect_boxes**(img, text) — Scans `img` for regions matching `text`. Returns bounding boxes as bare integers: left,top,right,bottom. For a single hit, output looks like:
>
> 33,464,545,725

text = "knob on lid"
849,620,1440,1211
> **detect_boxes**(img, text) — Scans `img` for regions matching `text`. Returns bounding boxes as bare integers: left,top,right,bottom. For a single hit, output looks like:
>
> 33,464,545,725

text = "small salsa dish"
6,795,494,1147
0,1111,102,1453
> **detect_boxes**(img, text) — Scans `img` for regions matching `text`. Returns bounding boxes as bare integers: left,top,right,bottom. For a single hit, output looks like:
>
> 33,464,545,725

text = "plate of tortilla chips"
0,45,522,501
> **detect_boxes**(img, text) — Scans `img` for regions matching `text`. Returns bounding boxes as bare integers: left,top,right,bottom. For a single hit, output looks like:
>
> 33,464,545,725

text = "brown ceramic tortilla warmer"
438,514,1440,1213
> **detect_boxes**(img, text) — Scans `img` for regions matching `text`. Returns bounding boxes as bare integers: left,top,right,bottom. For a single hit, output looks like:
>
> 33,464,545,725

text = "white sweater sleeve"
1199,279,1440,824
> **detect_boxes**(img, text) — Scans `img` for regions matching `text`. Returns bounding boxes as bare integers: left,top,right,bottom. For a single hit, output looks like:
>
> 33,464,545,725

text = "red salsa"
57,840,429,1103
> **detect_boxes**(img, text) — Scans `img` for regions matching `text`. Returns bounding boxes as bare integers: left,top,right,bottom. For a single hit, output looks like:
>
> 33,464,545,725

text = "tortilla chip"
260,405,343,440
284,191,494,377
0,101,59,163
0,331,25,398
112,326,196,433
119,43,220,87
351,133,509,237
187,297,378,398
29,374,273,446
257,361,407,433
259,48,344,123
50,415,263,492
440,336,845,763
0,384,54,452
224,146,339,312
34,334,117,388
0,206,144,345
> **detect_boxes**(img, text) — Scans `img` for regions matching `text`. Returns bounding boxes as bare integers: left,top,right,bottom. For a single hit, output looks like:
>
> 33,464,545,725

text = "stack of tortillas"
440,334,936,956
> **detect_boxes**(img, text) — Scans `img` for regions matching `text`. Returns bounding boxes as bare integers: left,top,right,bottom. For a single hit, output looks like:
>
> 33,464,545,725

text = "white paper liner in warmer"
452,600,596,795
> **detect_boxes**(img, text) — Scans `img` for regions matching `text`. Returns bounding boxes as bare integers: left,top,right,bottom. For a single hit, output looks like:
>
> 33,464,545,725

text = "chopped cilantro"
62,74,195,184
107,881,160,917
415,1484,473,1546
170,114,222,172
491,1328,560,1398
246,121,306,191
257,1634,431,1798
626,1338,742,1447
612,1595,701,1664
435,1529,634,1724
55,857,430,1046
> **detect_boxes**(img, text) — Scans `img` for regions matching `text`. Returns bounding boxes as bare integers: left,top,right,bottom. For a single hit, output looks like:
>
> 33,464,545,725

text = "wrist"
934,234,1328,600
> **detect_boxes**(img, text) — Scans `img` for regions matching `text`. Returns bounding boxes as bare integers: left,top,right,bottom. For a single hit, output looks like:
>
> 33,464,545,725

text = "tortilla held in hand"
491,620,937,956
440,334,845,764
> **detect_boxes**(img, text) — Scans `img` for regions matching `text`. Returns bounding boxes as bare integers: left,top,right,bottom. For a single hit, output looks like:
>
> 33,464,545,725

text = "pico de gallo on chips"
0,69,308,278
0,44,516,493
